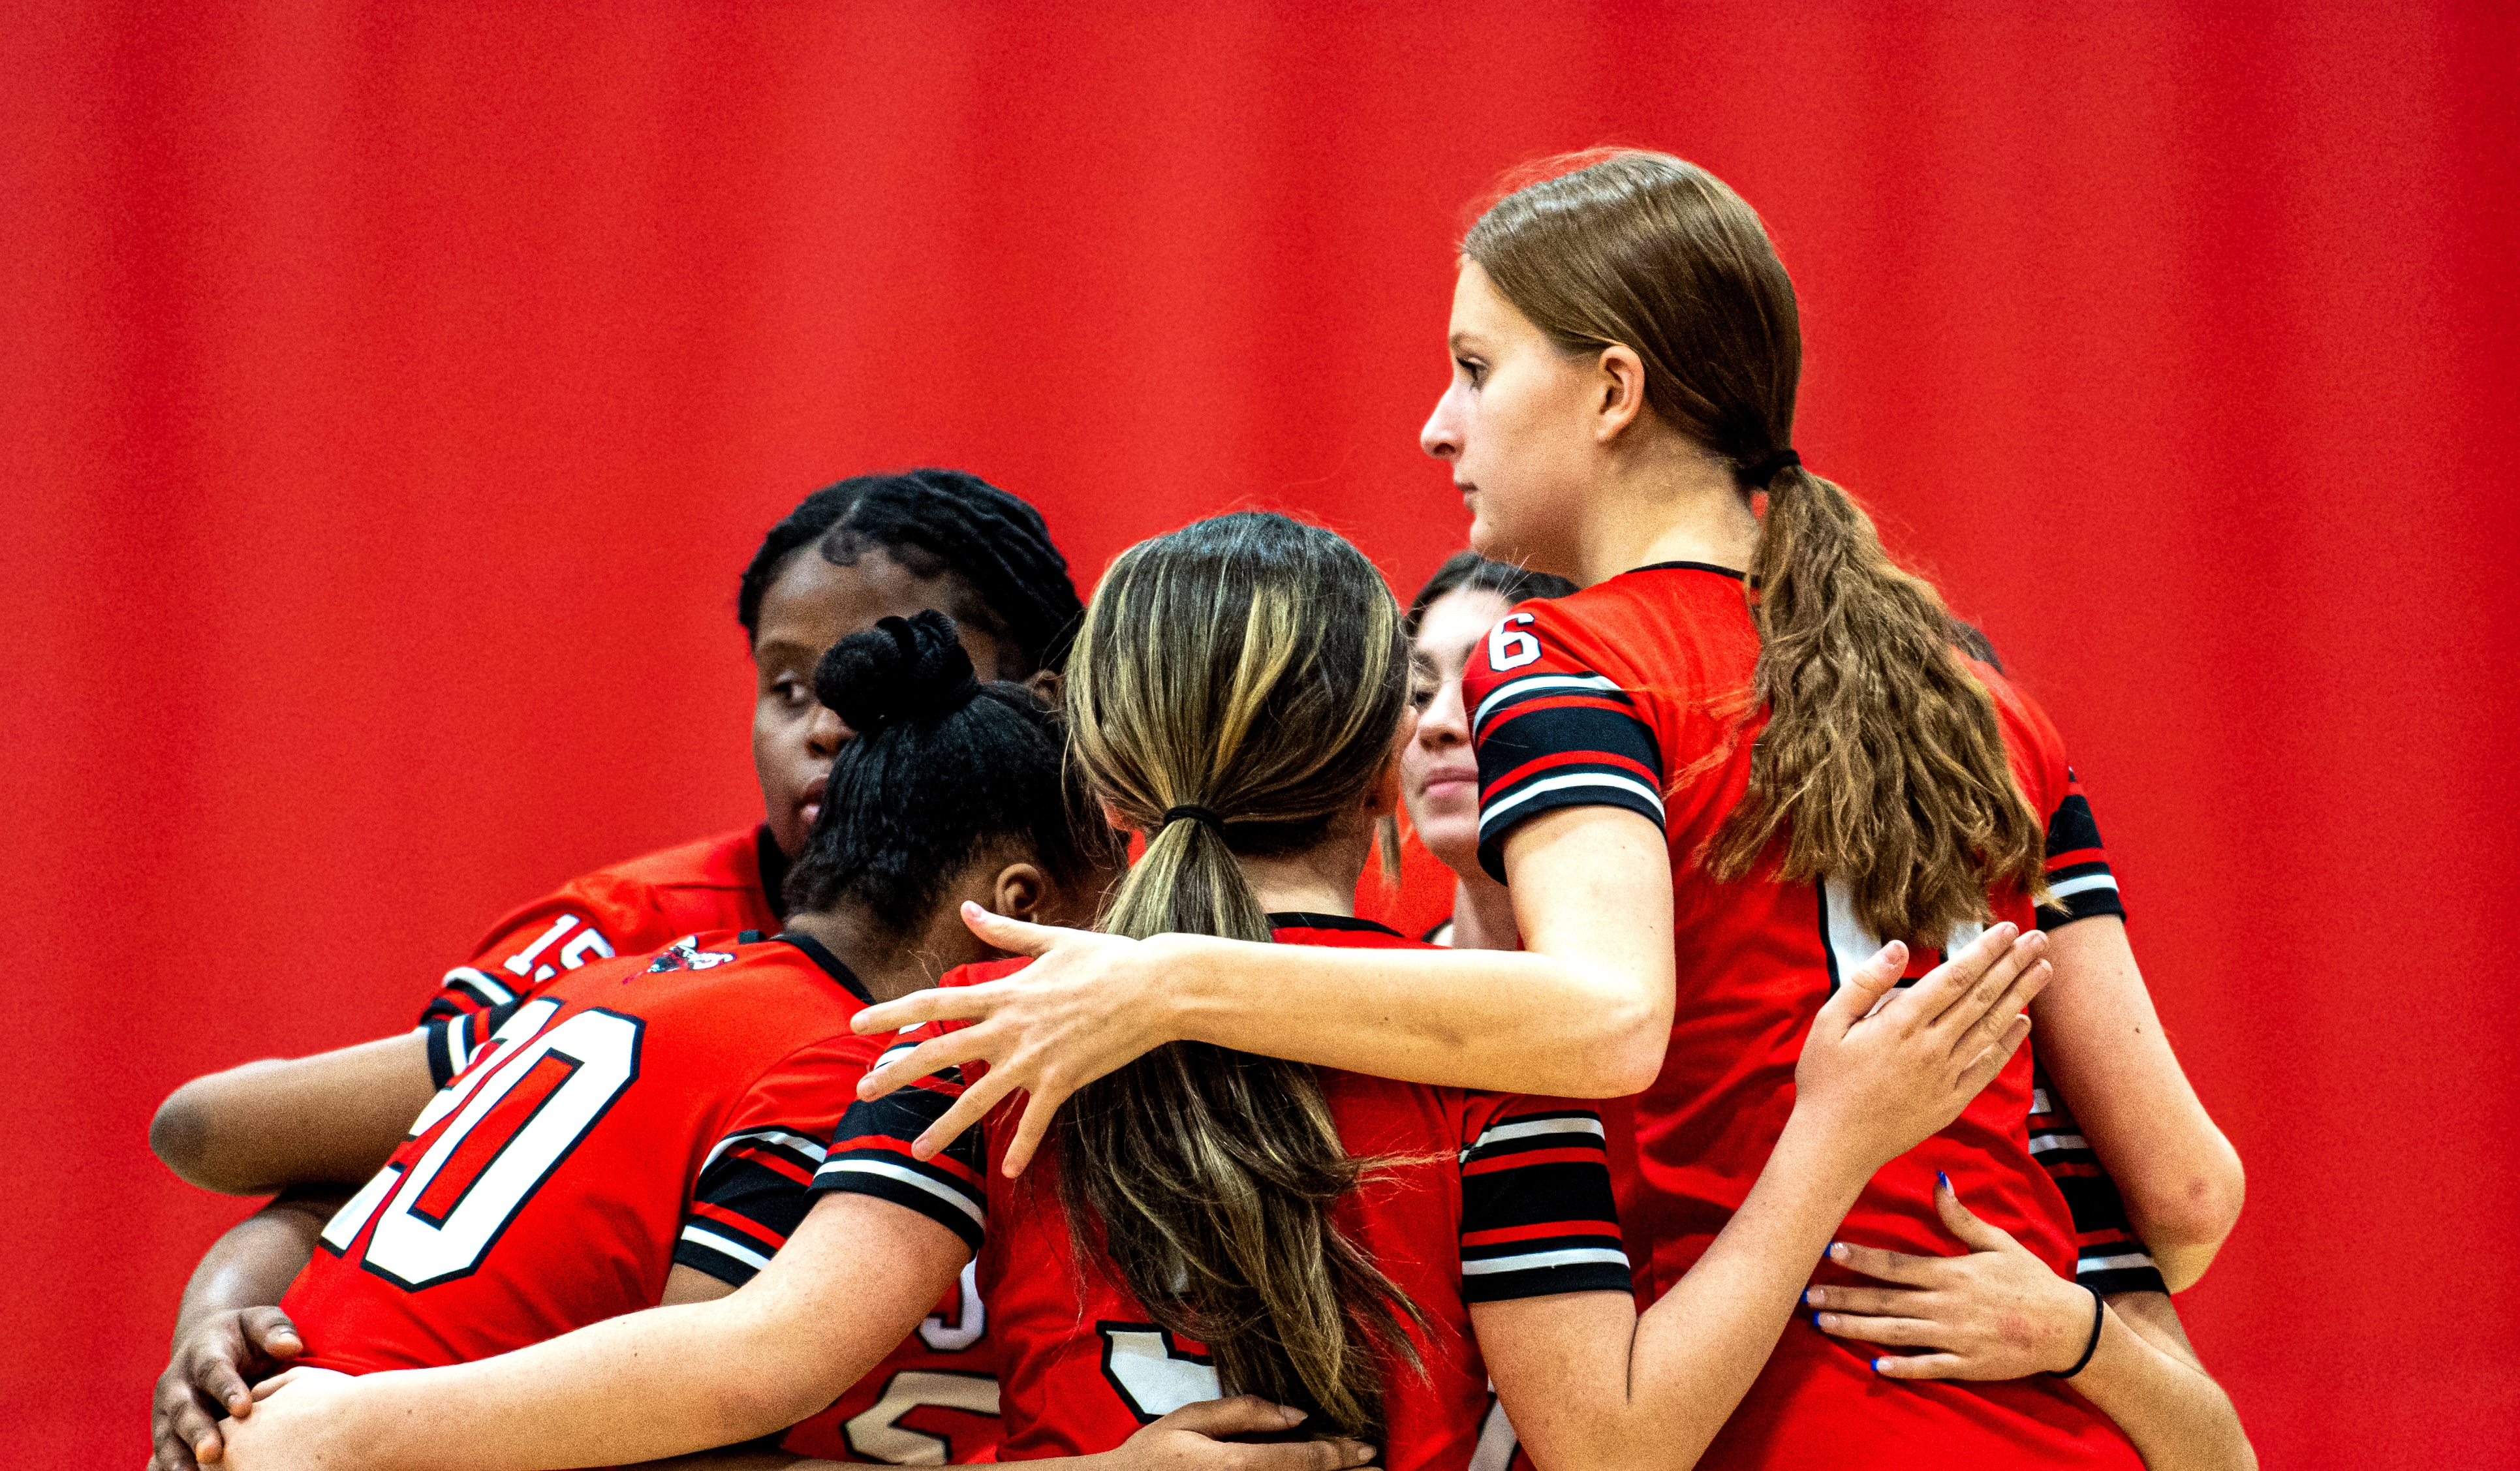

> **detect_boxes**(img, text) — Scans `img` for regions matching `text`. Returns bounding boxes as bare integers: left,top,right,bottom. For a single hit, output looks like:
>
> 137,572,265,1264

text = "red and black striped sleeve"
676,1034,869,1286
1464,615,1665,883
2028,1063,2168,1297
1457,1097,1631,1302
2038,767,2127,931
809,1031,989,1254
417,1000,523,1089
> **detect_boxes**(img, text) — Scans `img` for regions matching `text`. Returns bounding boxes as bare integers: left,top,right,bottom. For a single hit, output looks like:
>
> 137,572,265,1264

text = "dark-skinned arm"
151,1032,439,1196
150,1187,348,1471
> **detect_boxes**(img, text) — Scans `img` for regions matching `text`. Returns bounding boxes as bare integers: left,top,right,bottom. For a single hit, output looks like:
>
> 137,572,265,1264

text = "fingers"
1930,1172,2014,1252
1919,925,2034,1032
1803,1282,1931,1316
1823,1239,1946,1286
857,1029,994,1102
199,1354,257,1421
1156,1396,1305,1437
854,987,993,1039
1867,1351,1970,1380
1948,957,2047,1064
151,1386,217,1471
1953,1015,2034,1101
999,1081,1074,1178
959,901,1066,959
1296,1437,1378,1470
1812,941,1909,1039
1811,1312,1945,1347
240,1307,303,1363
911,1069,1019,1160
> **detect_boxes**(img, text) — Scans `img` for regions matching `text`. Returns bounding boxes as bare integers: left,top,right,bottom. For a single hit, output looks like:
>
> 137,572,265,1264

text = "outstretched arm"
1809,1180,2253,1470
2030,918,2244,1288
859,806,1679,1173
218,1191,959,1471
1472,925,2049,1471
151,1034,438,1196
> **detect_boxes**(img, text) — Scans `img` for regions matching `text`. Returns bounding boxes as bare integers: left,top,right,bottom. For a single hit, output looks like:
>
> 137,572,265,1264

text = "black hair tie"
2054,1284,2106,1378
1160,805,1226,836
1739,448,1802,487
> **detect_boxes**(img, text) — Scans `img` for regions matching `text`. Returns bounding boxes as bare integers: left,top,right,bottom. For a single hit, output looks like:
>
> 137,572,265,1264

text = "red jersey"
1461,563,2142,1470
287,930,1000,1463
815,918,1634,1471
414,826,786,1086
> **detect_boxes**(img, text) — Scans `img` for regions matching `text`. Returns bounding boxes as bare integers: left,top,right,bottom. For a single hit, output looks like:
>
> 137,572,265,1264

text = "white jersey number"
1487,613,1542,673
1098,1323,1224,1421
327,1003,643,1288
842,1369,1002,1465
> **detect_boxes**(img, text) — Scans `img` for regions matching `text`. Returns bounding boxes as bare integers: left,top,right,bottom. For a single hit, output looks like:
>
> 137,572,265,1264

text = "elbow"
1576,991,1670,1098
150,1081,223,1190
151,1071,264,1195
2127,1137,2247,1254
706,1367,837,1445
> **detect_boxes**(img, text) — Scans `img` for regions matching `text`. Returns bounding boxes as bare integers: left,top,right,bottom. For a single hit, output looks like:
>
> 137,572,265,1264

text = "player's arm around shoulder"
151,1030,436,1196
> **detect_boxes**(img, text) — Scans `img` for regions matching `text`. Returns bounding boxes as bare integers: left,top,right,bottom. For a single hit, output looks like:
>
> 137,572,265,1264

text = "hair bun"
815,611,982,734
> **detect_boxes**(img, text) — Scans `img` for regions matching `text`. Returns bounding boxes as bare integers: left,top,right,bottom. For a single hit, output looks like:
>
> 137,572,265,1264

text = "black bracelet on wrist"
2055,1282,2105,1379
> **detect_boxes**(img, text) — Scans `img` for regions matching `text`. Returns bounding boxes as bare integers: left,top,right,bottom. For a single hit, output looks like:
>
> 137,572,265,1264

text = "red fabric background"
6,3,2512,1463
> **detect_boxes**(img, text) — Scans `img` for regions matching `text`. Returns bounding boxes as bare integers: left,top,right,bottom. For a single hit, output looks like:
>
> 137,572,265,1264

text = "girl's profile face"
1420,262,1600,579
1401,585,1513,877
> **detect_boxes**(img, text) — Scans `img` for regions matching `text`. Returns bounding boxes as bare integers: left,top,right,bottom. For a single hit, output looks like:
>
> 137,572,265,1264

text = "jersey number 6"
323,1003,644,1288
1488,613,1542,673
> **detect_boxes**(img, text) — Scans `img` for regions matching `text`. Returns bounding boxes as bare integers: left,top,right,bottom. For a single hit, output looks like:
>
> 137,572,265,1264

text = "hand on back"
1792,923,2049,1171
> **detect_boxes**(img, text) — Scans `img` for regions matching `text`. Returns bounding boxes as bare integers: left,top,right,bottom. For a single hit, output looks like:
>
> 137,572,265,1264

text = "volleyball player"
185,613,1132,1471
148,471,1082,1470
210,512,2043,1471
1399,553,1576,949
845,158,2251,1467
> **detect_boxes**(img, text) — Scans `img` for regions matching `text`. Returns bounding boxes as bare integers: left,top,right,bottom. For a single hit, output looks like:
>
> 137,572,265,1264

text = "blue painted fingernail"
1937,1171,1951,1190
1874,1357,1890,1373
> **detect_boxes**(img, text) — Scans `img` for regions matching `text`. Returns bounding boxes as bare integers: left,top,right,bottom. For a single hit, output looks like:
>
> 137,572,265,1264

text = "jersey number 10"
322,1000,644,1288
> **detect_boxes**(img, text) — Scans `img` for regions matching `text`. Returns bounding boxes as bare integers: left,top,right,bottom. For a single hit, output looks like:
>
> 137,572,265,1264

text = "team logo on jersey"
646,937,737,973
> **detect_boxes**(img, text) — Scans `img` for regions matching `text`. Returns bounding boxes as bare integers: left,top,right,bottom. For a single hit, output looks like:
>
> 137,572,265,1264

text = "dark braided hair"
784,612,1113,934
736,469,1083,678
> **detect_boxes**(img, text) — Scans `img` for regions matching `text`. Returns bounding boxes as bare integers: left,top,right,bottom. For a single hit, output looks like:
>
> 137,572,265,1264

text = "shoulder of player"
580,826,766,895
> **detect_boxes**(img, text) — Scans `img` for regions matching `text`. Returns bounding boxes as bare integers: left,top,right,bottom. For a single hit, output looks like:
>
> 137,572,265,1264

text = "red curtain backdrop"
7,3,2513,1463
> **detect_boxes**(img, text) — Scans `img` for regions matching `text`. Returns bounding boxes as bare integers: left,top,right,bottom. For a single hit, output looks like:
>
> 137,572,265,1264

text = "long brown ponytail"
1058,511,1422,1437
1463,151,2049,946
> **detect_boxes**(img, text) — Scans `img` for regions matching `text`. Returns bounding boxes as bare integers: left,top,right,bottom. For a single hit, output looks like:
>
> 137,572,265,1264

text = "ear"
989,861,1048,923
1023,668,1064,707
1097,797,1132,832
1592,344,1650,443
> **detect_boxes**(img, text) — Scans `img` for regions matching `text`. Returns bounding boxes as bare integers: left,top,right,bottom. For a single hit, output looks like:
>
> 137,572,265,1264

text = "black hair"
1405,551,1578,637
736,469,1085,677
784,611,1112,934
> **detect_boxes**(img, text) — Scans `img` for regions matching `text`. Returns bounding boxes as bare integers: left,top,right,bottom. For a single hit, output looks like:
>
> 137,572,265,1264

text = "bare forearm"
1159,934,1666,1096
155,1034,437,1195
2067,1310,2255,1470
173,1192,336,1342
351,1296,852,1471
2033,920,2245,1265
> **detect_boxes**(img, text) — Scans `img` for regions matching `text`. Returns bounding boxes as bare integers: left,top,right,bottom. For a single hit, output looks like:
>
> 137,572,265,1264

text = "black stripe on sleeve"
421,1000,521,1089
1472,698,1666,882
2028,1065,2167,1297
811,1085,989,1254
1459,1106,1631,1302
